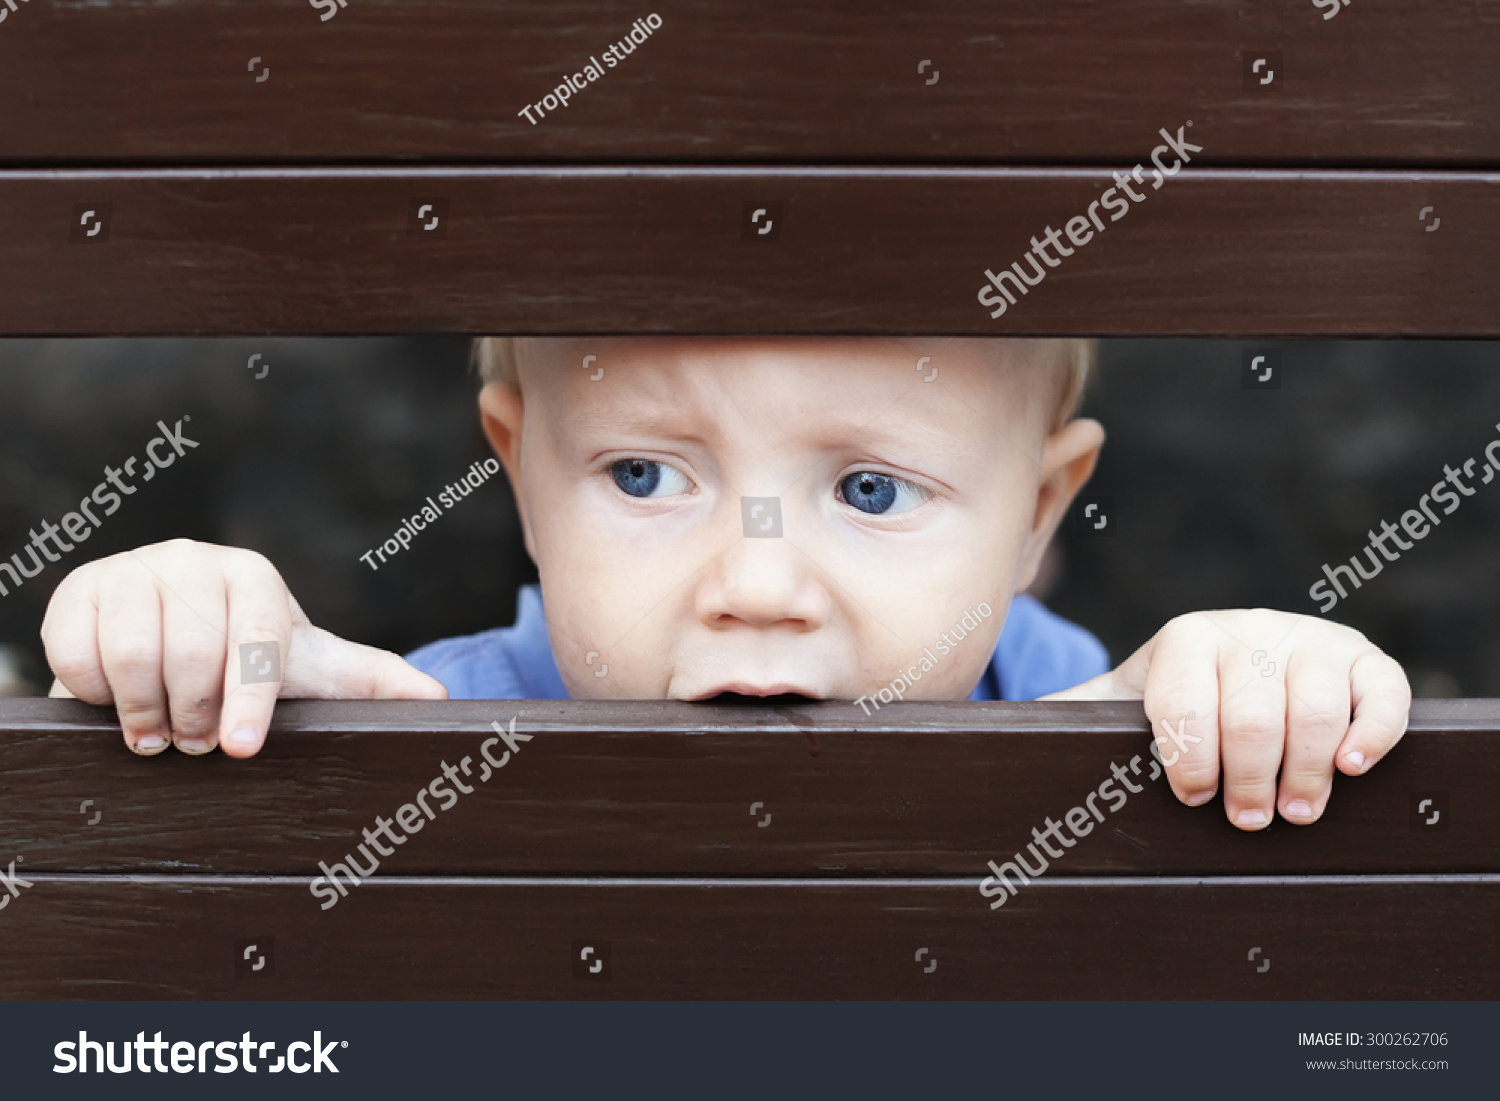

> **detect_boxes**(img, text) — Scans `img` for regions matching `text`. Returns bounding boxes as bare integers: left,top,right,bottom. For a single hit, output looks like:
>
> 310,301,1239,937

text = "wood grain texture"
1,2,1497,165
2,877,1496,999
1,169,1496,336
2,698,1493,876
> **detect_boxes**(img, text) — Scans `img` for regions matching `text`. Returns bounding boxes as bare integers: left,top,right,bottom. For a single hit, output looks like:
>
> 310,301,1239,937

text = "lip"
682,682,823,702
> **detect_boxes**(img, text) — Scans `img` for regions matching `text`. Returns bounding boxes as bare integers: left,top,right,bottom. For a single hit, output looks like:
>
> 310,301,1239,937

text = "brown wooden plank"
0,169,1496,336
2,698,1494,876
1,2,1497,165
0,877,1494,999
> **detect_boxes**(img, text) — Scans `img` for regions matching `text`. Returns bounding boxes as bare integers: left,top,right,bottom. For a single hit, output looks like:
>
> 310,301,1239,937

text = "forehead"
520,335,1014,367
515,336,1051,417
512,338,1053,451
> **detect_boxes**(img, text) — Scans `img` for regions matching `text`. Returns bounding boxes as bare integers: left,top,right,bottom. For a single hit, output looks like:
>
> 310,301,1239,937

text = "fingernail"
1284,799,1314,820
1344,750,1366,772
225,727,260,751
131,734,167,754
1186,789,1217,806
176,737,216,755
1235,808,1270,829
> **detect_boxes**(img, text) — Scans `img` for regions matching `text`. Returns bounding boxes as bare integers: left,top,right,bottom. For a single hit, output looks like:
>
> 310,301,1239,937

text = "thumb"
1041,630,1162,701
282,625,450,700
1039,668,1137,701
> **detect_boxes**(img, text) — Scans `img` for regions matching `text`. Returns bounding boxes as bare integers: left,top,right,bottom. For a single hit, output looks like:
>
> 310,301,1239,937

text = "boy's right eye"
609,458,691,498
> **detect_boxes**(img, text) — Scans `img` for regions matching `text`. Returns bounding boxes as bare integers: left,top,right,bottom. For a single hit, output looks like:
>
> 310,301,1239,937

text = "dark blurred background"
0,337,1495,697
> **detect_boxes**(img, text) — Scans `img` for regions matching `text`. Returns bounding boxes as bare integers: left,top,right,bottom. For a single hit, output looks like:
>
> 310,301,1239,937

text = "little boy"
40,337,1411,831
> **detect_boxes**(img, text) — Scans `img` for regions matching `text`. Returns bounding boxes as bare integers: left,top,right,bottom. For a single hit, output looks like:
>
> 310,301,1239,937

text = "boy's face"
479,338,1101,702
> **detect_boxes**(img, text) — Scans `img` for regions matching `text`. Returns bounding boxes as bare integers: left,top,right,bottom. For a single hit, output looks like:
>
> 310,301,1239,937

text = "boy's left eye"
837,471,931,516
610,458,691,498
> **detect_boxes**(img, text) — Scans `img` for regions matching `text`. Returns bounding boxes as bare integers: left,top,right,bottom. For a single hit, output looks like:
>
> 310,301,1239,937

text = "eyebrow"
564,400,710,446
558,373,1028,473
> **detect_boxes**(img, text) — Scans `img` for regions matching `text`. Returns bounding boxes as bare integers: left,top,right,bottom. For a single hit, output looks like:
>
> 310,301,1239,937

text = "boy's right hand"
41,538,448,759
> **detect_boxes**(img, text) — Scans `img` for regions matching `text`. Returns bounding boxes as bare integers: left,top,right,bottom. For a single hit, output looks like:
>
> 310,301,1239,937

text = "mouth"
684,683,823,704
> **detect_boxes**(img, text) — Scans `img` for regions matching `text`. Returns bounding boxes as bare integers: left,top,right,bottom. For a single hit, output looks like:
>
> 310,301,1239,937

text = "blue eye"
610,458,690,498
838,471,928,515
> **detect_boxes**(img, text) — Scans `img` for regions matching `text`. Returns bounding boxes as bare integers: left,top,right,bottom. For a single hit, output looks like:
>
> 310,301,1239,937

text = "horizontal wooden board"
0,169,1496,336
0,2,1497,165
1,877,1495,999
2,699,1494,876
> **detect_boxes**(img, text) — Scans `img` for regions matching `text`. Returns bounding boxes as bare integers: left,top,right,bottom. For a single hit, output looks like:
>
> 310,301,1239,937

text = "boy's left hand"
1044,610,1411,830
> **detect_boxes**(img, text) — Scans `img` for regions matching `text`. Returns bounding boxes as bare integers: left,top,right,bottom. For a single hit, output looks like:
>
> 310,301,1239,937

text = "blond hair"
471,336,1094,431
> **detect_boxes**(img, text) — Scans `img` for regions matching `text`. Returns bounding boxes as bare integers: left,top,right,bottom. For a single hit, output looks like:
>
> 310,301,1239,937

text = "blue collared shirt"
406,584,1110,701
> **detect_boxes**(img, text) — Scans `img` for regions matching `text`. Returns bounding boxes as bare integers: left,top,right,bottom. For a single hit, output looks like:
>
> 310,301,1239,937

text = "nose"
695,535,832,632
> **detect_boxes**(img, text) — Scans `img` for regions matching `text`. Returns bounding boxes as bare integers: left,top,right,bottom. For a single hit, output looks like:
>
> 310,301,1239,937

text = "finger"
1136,617,1222,808
159,566,229,755
1038,669,1136,701
40,569,112,705
1338,648,1412,776
1215,645,1289,831
283,625,450,700
216,555,296,759
1276,652,1353,825
95,560,170,755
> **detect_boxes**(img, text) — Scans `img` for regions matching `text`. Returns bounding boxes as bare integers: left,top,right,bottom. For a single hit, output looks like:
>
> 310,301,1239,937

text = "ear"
477,381,537,561
1013,417,1105,594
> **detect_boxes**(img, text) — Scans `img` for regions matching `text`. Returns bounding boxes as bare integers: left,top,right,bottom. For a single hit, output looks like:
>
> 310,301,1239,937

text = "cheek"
537,534,679,700
527,465,631,591
964,480,1040,590
546,597,668,699
858,518,1025,626
866,618,1003,680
